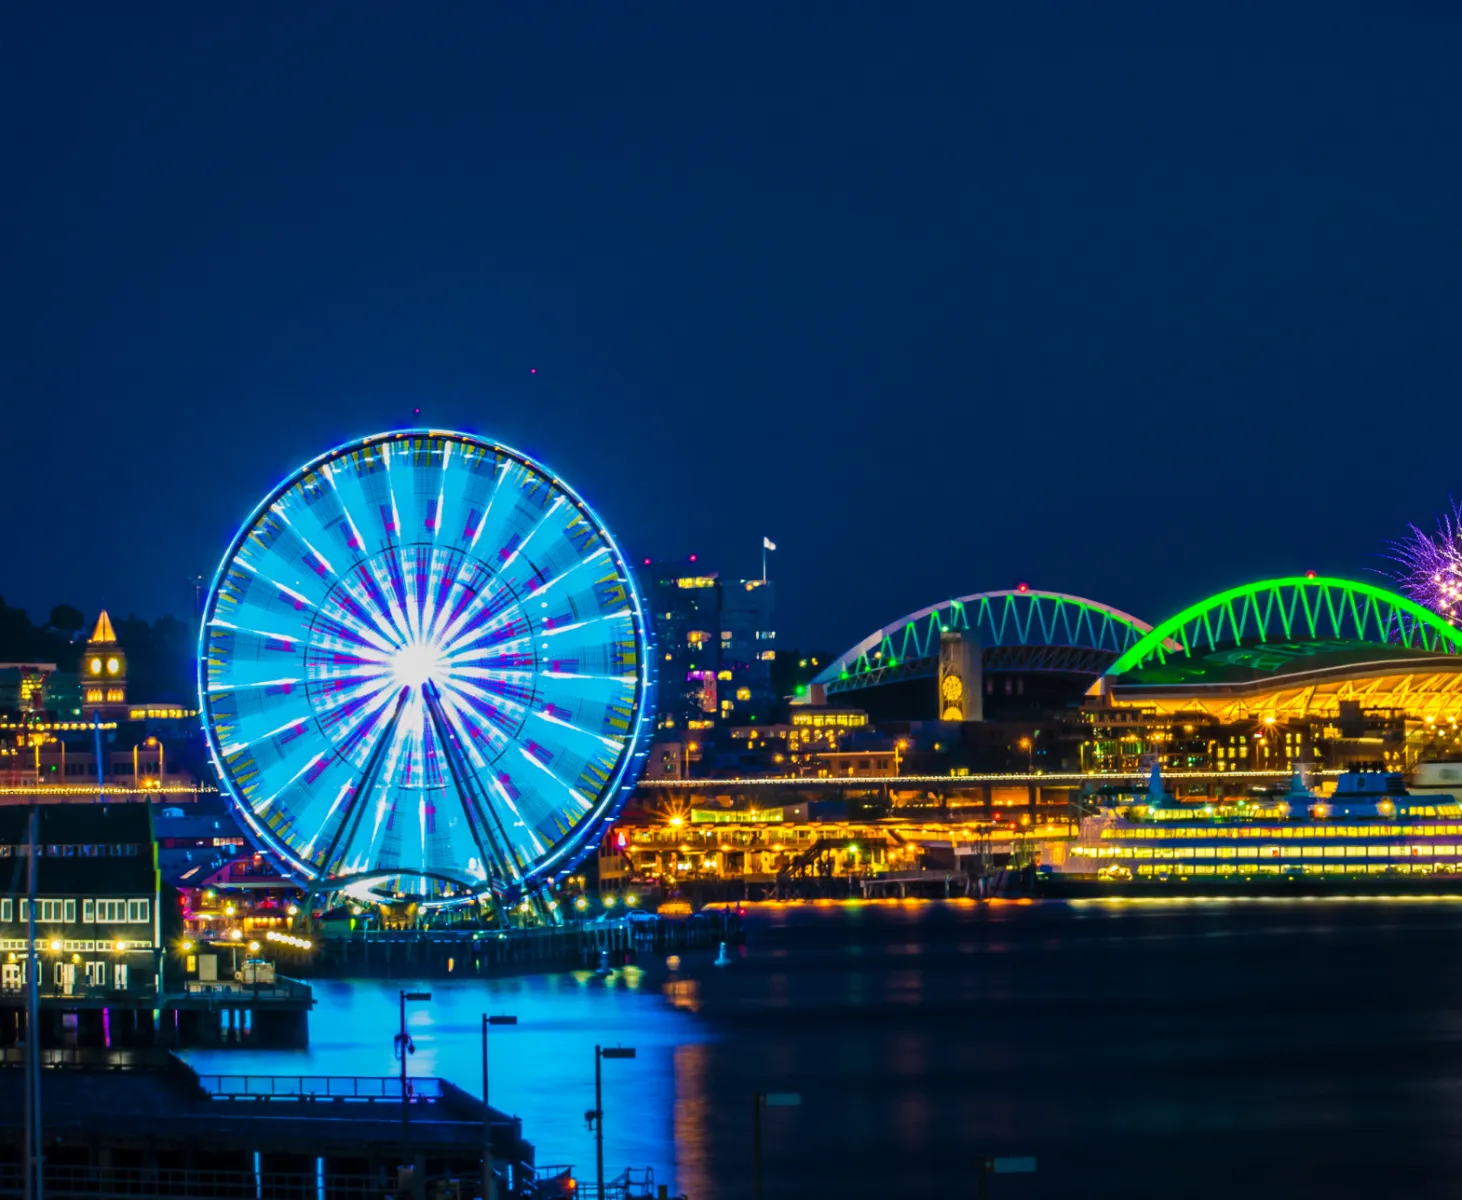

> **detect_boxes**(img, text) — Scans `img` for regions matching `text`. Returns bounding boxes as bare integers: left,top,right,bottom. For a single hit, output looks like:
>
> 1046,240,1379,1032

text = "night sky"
5,4,1461,654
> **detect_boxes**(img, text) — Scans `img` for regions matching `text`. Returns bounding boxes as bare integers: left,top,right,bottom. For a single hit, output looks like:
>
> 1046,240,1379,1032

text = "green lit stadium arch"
1105,576,1462,677
815,589,1178,695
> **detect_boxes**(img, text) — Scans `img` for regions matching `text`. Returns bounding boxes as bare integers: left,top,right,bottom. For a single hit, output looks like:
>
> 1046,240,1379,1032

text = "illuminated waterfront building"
0,662,64,716
0,804,164,1000
724,707,873,775
636,558,775,730
1086,577,1462,774
0,720,197,794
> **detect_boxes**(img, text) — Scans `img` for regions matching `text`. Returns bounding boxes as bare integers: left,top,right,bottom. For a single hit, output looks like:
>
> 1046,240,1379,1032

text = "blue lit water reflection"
187,898,1462,1199
183,965,710,1193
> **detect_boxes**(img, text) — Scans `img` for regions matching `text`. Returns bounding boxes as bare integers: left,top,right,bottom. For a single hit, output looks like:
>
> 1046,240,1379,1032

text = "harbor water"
186,898,1462,1198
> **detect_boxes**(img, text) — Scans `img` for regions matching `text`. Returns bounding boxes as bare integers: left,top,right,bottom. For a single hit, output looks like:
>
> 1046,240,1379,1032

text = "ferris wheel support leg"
315,686,411,888
421,681,523,910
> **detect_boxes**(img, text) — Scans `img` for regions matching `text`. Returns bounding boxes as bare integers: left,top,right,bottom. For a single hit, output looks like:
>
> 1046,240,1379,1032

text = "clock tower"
81,610,127,715
937,630,982,722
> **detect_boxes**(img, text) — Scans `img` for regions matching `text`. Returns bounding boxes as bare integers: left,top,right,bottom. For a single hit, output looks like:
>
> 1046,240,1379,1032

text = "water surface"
190,898,1462,1198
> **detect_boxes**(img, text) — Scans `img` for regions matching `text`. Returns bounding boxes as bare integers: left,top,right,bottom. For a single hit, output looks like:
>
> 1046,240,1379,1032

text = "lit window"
90,658,102,675
106,658,120,675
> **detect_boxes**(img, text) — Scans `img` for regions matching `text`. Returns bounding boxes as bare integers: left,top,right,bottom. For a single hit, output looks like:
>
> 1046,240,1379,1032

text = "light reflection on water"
182,964,710,1193
182,897,1462,1199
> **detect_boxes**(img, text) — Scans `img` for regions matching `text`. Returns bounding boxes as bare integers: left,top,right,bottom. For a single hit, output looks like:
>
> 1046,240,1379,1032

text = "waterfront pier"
310,910,743,979
0,977,314,1049
0,1050,540,1200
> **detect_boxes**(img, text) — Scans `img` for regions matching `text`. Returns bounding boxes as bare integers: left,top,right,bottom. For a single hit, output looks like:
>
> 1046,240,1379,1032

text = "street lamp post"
396,990,431,1169
753,1092,801,1200
481,1014,517,1200
590,1045,636,1200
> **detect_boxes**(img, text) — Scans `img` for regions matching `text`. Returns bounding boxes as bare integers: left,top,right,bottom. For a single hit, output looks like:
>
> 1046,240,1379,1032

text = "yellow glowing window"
90,658,102,675
106,658,120,675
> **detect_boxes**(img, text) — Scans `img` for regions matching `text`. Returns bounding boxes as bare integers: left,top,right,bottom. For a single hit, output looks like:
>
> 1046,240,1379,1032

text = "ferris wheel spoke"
524,547,611,602
330,569,408,650
433,573,521,653
443,618,535,664
320,459,371,556
497,496,566,576
312,596,401,657
320,679,402,762
423,549,477,645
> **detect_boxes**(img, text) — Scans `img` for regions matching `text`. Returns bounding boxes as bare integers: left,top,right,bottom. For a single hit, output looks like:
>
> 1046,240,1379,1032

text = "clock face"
90,658,102,675
941,673,963,702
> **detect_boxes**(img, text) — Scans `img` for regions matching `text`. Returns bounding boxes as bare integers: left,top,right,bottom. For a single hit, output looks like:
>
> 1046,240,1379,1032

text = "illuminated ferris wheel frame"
196,429,654,909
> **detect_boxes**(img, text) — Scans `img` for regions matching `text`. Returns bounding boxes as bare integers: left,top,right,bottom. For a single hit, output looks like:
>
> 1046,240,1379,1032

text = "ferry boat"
1047,763,1462,883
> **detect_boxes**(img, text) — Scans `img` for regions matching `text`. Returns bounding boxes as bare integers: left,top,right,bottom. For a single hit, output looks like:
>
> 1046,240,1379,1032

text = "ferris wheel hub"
391,639,448,691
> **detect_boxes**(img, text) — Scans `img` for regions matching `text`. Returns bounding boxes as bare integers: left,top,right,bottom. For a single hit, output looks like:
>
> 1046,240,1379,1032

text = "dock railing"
183,975,313,1001
195,1073,445,1103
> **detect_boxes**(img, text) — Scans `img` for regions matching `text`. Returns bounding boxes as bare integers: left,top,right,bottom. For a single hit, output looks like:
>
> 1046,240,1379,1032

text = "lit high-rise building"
635,559,776,731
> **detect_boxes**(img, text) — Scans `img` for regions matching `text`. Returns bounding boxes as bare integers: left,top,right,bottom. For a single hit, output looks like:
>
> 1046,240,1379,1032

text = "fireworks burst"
1386,499,1462,625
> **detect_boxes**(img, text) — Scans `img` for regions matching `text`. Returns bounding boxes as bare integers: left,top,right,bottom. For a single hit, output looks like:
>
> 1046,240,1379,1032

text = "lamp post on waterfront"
753,1092,801,1200
589,1045,636,1200
396,990,431,1169
481,1014,517,1200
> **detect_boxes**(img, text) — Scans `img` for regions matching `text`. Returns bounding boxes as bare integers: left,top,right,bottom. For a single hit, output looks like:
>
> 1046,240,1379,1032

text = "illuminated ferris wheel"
198,430,651,908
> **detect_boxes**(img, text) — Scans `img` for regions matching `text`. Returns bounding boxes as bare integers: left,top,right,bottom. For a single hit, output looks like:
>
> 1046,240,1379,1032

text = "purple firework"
1386,499,1462,624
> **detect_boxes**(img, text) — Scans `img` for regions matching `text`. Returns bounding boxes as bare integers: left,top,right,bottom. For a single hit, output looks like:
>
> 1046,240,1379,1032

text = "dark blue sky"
4,3,1459,654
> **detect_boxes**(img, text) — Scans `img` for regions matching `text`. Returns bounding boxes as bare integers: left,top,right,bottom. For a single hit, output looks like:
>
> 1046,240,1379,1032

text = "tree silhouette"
47,604,84,634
